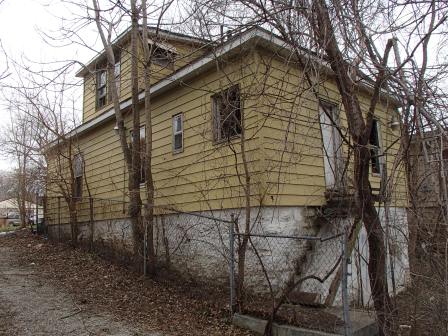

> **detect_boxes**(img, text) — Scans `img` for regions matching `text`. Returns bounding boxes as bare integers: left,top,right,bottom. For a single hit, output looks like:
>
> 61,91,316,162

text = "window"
212,85,242,142
151,46,175,68
148,39,176,69
172,114,183,153
73,153,84,199
96,70,107,109
114,57,121,93
96,52,120,109
369,119,382,175
131,127,146,184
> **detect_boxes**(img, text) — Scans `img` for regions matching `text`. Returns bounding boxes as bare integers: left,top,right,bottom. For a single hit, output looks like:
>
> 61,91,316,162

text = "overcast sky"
0,0,100,171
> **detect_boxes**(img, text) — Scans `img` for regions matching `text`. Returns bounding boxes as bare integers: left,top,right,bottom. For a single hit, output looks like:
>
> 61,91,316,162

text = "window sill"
213,135,241,146
172,148,184,155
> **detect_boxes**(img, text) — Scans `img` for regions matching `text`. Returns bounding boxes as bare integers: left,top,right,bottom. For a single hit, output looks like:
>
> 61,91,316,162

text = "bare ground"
0,230,252,336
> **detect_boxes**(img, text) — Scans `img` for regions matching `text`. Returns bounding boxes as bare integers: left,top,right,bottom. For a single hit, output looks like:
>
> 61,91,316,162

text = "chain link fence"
228,221,352,335
43,196,353,334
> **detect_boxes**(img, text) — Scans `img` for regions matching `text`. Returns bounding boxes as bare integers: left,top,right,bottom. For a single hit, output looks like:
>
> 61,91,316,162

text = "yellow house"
45,27,409,305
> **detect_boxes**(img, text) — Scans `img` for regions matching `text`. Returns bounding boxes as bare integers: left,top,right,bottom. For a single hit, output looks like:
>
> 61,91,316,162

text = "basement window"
212,85,242,142
172,113,183,153
369,119,382,175
73,153,84,199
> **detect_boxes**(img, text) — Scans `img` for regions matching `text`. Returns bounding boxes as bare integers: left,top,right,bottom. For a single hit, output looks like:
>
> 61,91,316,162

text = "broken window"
96,69,107,109
73,153,84,199
147,39,176,69
114,56,121,93
369,119,382,175
172,113,183,153
212,85,242,142
96,52,120,109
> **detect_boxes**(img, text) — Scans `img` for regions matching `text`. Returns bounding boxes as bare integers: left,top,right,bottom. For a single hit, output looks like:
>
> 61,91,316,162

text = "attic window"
212,85,242,142
148,39,176,68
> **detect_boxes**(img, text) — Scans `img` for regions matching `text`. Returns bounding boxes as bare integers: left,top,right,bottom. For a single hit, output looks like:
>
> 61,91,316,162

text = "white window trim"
172,113,184,154
370,119,383,177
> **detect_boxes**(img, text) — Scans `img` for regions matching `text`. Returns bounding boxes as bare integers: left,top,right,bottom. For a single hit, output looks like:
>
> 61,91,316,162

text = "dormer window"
148,39,176,69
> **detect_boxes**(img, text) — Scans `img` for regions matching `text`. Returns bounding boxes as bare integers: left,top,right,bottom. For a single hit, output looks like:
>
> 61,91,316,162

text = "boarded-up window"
73,153,84,199
172,114,183,153
369,119,382,175
212,85,242,142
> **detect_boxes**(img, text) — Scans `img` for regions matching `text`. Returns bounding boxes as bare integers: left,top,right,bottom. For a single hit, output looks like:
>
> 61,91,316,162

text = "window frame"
172,113,184,154
211,84,242,143
96,69,107,109
96,51,121,110
369,119,383,176
73,153,84,199
113,55,121,94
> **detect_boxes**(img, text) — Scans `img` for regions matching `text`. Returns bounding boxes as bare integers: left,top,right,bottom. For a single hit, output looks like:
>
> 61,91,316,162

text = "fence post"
144,217,148,277
89,197,94,249
58,196,61,242
342,230,352,336
229,213,236,317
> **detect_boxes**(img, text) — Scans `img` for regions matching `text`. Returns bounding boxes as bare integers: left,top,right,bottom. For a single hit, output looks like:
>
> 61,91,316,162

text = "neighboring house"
0,198,44,226
45,27,409,306
408,131,448,261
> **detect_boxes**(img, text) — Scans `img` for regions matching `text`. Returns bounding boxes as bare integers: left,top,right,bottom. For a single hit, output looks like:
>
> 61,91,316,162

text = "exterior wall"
256,48,408,208
49,43,408,220
83,37,207,123
59,50,265,215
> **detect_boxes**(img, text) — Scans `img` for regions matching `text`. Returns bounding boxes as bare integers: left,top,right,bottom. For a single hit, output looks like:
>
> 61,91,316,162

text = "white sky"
0,0,100,171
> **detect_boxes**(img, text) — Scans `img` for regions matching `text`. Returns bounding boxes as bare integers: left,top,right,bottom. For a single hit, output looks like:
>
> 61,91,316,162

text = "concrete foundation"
46,205,409,308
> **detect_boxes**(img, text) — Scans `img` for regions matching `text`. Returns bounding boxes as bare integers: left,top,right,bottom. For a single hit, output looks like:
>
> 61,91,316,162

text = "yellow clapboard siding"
49,42,409,224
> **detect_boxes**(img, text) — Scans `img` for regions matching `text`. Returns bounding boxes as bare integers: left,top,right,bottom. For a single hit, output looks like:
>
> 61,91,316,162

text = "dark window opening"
369,119,382,175
96,52,120,109
151,46,175,69
212,85,242,142
73,153,84,199
96,70,107,109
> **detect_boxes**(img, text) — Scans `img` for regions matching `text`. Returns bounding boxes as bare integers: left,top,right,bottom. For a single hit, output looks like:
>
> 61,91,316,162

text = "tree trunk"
141,0,157,276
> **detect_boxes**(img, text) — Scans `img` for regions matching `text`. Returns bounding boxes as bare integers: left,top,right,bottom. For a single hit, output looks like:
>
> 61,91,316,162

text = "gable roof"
75,26,210,78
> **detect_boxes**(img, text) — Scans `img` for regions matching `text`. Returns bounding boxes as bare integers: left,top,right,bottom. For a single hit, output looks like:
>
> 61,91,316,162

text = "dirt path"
0,245,160,336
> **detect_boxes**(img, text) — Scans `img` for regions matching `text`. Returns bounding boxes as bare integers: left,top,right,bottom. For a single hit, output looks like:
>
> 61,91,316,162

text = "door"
319,102,343,190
